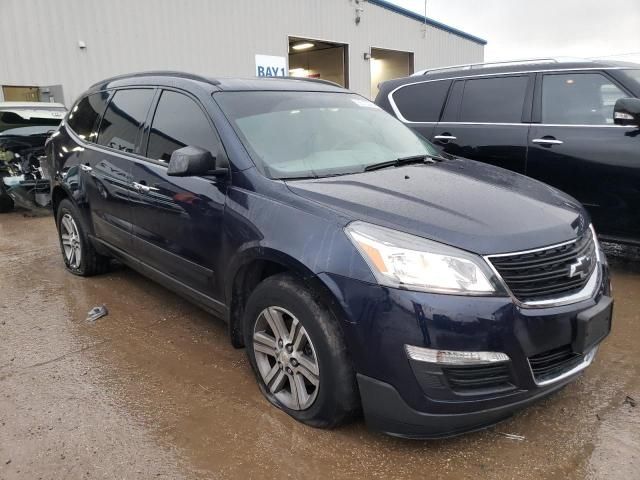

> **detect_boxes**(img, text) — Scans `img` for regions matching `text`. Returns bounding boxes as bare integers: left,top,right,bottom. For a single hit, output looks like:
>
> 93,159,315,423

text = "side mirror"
614,98,640,127
167,146,226,177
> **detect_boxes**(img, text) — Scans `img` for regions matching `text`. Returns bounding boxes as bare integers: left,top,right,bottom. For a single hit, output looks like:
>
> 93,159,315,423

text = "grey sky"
390,0,640,63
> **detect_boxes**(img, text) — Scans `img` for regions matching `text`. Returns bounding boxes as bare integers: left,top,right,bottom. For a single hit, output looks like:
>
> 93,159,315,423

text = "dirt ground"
0,211,638,480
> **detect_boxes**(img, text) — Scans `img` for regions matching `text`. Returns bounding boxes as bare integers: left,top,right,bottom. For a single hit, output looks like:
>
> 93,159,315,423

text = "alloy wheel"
60,213,82,269
252,306,320,410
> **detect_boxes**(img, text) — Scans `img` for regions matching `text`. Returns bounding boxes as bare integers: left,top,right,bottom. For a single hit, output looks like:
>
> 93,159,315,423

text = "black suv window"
146,90,219,162
67,92,110,141
392,80,451,122
459,76,529,123
97,89,154,153
542,73,627,125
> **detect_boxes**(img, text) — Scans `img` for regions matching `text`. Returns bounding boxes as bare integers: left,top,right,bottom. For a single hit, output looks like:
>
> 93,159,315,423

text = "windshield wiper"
280,171,365,180
364,154,438,172
279,155,443,179
279,174,318,180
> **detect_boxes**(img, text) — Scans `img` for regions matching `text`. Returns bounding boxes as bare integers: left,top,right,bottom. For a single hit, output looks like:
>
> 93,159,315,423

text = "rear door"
87,88,155,250
527,71,640,241
128,88,228,307
432,74,533,173
387,79,452,140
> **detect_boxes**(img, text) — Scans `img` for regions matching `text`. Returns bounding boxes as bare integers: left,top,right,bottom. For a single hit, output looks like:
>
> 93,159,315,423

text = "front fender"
221,181,375,303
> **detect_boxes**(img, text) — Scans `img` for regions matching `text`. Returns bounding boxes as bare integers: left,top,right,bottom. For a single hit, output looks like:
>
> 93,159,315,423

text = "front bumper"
357,369,576,439
318,262,612,438
1,176,51,209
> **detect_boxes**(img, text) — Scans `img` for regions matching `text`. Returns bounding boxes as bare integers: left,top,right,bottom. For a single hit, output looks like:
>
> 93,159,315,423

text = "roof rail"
286,76,344,88
89,71,221,89
413,58,585,76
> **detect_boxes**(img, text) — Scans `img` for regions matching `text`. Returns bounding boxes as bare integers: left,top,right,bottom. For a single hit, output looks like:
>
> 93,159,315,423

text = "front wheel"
243,273,359,428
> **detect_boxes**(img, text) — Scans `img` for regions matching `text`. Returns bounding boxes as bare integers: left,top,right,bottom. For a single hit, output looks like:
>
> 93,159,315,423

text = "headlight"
589,224,604,264
345,221,498,295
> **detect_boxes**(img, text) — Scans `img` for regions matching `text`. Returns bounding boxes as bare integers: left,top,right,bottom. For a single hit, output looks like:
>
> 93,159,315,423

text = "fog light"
405,345,510,365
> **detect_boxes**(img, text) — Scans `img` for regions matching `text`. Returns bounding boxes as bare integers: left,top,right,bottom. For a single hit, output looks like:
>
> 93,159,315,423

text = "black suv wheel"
243,273,359,428
56,199,110,276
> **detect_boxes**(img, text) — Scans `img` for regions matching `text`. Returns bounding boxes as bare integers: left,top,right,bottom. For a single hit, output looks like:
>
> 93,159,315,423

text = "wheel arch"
51,185,71,217
51,183,109,258
226,247,348,349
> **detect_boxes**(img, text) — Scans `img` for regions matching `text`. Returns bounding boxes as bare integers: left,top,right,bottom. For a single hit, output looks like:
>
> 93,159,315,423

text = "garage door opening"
2,86,40,102
288,37,348,87
370,48,414,99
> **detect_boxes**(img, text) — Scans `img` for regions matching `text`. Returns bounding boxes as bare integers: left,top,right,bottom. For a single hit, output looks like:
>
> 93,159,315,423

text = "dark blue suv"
47,72,613,438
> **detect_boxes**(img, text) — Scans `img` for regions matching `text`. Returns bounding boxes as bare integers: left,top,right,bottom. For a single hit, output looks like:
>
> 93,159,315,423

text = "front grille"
488,232,596,302
528,345,583,382
442,363,514,394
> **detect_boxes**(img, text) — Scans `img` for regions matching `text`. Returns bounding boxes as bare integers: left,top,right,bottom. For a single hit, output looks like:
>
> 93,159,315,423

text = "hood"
285,158,589,255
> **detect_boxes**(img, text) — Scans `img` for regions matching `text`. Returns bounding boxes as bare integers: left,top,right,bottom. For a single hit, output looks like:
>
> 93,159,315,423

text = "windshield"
215,91,440,179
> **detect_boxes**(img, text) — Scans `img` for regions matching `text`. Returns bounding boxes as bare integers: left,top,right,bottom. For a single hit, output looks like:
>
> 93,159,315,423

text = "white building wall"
0,0,484,104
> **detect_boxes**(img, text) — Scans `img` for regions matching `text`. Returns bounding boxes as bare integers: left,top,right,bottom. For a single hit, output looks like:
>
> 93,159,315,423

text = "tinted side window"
97,89,154,153
392,80,451,122
618,69,640,92
459,76,529,123
542,73,627,125
146,90,219,162
441,80,464,122
67,92,110,141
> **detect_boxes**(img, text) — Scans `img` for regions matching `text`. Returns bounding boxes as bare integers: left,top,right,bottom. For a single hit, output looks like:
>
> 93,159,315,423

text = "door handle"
132,182,159,194
532,138,564,145
80,164,92,172
433,135,458,141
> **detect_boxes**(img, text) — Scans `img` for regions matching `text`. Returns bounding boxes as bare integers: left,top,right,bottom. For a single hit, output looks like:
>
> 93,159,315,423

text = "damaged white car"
0,101,66,212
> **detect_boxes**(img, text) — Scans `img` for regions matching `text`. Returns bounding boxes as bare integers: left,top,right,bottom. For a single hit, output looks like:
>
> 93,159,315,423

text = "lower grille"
488,231,597,302
528,345,583,383
443,363,514,394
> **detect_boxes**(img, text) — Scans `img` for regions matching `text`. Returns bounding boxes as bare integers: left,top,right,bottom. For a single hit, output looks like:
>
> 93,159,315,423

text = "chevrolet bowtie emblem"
568,255,592,280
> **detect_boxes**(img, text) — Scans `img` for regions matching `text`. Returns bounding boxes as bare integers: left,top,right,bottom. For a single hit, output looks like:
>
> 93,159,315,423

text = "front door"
129,89,228,304
526,71,640,241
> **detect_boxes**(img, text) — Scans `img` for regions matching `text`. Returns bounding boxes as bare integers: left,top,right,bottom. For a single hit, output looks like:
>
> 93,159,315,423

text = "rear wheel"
243,273,359,428
56,199,110,276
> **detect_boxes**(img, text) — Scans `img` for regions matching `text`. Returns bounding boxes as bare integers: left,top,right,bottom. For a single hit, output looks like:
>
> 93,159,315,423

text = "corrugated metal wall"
0,0,483,104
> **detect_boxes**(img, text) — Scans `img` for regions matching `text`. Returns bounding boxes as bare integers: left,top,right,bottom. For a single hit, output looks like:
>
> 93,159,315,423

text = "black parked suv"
376,59,640,245
47,72,612,438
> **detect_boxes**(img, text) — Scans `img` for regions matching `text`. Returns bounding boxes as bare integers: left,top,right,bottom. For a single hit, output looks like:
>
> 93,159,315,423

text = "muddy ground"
0,211,638,479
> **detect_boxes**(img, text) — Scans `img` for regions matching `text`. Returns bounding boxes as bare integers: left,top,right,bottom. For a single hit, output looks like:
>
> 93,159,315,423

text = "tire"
0,181,14,213
56,198,110,276
243,273,359,428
